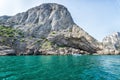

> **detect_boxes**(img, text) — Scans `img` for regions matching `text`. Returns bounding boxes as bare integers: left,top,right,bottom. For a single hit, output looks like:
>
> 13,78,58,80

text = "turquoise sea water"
0,55,120,80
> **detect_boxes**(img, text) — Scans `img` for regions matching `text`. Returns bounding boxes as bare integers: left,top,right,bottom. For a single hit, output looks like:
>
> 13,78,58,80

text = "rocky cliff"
0,3,101,55
103,32,120,49
0,15,11,24
98,32,120,55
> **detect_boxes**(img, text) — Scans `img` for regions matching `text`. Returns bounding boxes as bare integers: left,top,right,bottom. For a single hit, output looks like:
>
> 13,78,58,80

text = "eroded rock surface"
0,3,101,55
0,45,15,55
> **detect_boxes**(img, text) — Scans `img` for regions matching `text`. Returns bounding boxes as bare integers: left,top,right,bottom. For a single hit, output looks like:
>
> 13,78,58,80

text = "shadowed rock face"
0,3,100,55
0,16,11,24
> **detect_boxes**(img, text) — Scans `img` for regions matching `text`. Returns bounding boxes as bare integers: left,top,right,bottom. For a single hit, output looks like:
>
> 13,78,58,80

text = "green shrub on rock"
0,26,16,38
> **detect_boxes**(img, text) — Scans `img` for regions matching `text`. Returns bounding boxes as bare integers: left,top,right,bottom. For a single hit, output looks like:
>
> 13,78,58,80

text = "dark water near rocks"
0,55,120,80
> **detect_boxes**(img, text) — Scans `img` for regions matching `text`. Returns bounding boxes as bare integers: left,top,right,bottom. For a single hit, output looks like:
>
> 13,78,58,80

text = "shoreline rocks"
0,3,120,55
0,46,15,55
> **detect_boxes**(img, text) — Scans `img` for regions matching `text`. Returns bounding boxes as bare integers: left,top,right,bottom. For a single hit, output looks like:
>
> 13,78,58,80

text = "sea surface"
0,55,120,80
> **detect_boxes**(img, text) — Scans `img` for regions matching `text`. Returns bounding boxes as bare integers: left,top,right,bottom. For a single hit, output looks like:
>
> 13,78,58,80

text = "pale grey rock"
103,32,120,50
97,49,120,55
48,25,100,53
0,45,15,55
39,47,89,55
5,3,73,38
0,3,100,55
99,32,120,55
0,15,11,25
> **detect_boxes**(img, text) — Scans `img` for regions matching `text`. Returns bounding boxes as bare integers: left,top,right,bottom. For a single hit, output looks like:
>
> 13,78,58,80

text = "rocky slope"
98,32,120,54
0,3,101,55
0,46,15,55
0,15,11,24
103,32,120,49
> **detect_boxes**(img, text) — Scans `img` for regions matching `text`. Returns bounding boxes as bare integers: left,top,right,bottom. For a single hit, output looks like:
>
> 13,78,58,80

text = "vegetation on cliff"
0,25,24,38
0,26,16,37
0,3,101,55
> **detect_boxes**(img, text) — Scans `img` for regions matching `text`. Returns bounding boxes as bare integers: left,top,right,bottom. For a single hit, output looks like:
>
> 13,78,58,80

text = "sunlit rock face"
0,46,15,55
97,32,120,55
103,32,120,50
3,3,74,38
0,3,100,55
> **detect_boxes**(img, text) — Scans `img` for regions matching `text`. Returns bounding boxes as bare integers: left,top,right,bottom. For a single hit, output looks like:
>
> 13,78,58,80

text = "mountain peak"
102,32,120,50
2,3,74,31
28,3,68,12
113,32,120,36
103,32,120,40
0,3,99,55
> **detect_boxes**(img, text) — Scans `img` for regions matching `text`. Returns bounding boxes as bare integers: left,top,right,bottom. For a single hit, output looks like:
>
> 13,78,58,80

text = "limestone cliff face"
98,32,120,55
0,46,15,55
5,3,74,38
0,16,11,24
103,32,120,50
0,3,100,55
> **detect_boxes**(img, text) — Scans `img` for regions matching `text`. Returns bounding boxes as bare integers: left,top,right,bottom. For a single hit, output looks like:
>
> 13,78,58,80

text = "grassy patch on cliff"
41,40,53,49
0,25,24,38
0,25,25,46
0,26,16,37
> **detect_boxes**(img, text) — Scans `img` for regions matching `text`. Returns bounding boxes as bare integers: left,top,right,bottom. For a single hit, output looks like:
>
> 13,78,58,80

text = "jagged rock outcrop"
0,45,15,55
0,15,11,25
0,3,100,55
97,32,120,55
103,32,120,50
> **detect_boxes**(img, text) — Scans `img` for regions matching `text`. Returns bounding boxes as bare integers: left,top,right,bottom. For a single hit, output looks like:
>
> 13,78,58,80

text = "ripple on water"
0,55,120,80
